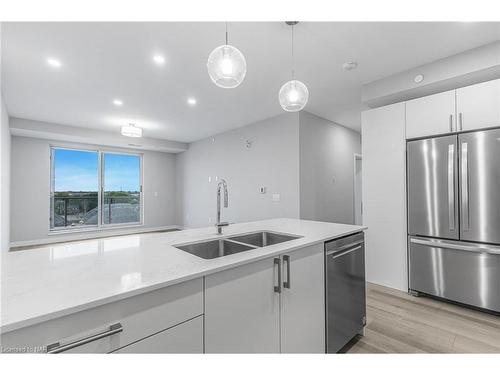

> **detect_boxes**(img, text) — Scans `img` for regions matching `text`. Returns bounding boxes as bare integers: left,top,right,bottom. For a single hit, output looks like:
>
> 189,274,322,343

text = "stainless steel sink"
175,239,256,259
227,231,301,247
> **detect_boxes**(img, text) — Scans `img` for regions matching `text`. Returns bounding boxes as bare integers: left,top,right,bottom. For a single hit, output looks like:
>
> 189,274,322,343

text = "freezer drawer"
325,233,366,353
409,237,500,312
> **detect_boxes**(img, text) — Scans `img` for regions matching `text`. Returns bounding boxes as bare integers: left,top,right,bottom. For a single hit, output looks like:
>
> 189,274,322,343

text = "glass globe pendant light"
279,22,309,112
207,22,247,89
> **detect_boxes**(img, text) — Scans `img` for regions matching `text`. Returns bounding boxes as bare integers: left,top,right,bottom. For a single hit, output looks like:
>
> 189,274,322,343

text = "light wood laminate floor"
344,283,500,353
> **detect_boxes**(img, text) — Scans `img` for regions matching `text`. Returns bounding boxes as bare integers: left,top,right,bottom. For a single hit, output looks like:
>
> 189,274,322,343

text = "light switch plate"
260,187,266,194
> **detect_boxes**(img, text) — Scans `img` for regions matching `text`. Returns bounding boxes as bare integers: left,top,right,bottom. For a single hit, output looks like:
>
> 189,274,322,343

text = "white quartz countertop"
1,218,366,333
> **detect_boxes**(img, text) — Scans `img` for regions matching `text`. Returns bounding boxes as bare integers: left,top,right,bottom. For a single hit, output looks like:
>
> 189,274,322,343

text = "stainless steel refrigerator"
407,127,500,313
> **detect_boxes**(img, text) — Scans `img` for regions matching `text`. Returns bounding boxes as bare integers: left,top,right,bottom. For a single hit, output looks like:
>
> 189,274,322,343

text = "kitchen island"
1,218,366,353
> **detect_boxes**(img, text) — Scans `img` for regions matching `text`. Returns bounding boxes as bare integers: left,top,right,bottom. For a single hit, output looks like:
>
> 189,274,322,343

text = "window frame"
49,145,144,233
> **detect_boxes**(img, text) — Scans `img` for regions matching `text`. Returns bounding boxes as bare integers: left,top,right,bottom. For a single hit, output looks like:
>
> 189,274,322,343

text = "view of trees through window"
51,148,141,229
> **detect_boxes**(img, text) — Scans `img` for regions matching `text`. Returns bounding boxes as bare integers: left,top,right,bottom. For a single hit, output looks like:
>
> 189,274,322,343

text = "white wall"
362,103,407,291
299,112,361,224
176,113,300,228
10,136,178,244
0,94,11,251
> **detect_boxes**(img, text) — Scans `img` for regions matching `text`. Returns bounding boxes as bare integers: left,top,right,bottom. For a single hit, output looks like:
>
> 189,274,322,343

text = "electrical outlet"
272,193,280,202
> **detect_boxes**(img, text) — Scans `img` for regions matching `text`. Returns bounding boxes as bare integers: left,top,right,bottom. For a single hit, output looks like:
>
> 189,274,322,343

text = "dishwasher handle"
327,245,363,259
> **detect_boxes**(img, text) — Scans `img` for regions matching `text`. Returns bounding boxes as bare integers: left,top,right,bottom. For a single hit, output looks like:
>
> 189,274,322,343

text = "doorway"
353,154,362,225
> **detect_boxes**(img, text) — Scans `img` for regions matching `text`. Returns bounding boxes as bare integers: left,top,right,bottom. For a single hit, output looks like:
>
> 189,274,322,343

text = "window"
50,147,142,231
103,153,141,225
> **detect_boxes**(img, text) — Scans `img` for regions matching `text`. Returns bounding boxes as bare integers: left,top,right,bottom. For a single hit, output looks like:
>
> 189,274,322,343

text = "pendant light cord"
225,22,228,45
291,24,295,79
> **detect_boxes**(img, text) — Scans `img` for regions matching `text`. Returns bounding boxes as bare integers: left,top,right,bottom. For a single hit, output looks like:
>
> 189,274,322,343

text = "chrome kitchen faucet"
215,179,229,234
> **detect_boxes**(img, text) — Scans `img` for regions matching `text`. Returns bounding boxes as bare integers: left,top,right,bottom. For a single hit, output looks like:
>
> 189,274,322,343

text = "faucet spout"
216,179,229,234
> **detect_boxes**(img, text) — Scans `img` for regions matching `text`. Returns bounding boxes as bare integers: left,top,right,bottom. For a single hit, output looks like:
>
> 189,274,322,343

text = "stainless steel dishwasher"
325,232,366,353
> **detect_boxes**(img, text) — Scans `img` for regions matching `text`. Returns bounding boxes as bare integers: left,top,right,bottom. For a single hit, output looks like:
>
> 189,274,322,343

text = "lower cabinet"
112,316,204,353
204,244,325,353
280,244,325,353
0,278,203,354
3,246,326,354
204,257,281,353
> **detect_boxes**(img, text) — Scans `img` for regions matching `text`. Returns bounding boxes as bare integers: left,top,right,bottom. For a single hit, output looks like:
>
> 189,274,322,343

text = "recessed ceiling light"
342,61,358,71
187,97,197,106
153,55,165,65
413,74,424,83
47,58,62,68
113,99,123,106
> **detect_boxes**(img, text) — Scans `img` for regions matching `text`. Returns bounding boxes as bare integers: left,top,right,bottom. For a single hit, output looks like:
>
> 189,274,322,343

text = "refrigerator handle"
461,142,469,231
410,237,500,255
447,144,455,231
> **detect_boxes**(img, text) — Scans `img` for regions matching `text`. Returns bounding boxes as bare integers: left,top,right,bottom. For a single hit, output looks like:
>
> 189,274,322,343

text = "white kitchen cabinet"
1,278,203,353
406,89,456,139
280,243,325,353
456,78,500,131
362,103,408,291
204,257,281,353
204,245,325,353
113,316,203,353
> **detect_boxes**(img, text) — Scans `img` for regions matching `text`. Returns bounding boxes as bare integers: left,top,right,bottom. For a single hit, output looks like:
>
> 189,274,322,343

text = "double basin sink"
175,231,302,259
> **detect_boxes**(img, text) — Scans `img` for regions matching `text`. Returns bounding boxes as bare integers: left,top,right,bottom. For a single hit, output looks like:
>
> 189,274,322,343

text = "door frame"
353,153,363,225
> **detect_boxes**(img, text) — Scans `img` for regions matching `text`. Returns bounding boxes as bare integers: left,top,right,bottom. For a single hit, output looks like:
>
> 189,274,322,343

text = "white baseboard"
9,225,183,249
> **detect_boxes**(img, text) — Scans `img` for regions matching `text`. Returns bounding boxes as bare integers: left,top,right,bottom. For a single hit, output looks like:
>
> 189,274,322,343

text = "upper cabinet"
405,78,500,139
406,90,456,139
456,78,500,132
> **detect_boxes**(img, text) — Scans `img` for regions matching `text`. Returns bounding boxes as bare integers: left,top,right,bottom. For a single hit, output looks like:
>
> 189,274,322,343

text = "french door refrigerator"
407,127,500,313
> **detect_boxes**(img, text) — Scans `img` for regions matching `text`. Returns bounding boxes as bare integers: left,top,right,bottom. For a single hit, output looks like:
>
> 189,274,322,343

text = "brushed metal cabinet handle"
449,114,453,132
283,255,291,289
461,142,469,231
459,112,463,131
274,258,281,293
448,144,455,231
47,323,123,353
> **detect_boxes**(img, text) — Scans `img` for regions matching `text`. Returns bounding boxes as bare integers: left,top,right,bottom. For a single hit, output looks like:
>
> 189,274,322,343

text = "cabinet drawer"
1,278,203,353
113,316,204,353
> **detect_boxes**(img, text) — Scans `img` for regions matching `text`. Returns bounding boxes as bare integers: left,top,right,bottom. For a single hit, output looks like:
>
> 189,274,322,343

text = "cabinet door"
113,316,203,353
281,244,325,353
362,103,408,291
204,258,280,353
406,90,456,139
456,79,500,131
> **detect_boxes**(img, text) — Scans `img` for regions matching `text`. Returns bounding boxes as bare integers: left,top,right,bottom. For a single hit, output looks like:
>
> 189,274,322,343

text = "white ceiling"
2,22,500,142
